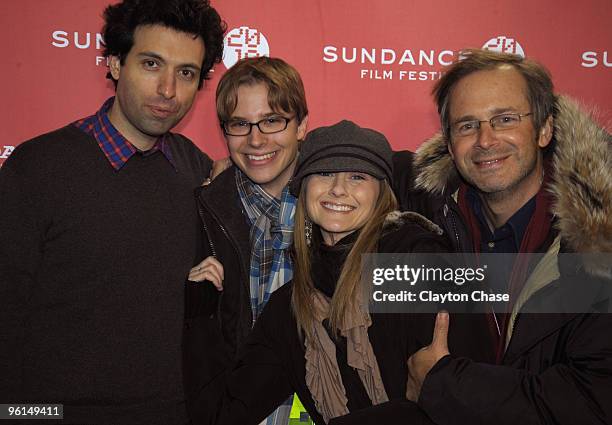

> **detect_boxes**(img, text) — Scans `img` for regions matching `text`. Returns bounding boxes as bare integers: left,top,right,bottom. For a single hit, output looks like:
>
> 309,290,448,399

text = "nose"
157,70,176,99
247,125,267,148
329,174,348,197
474,121,498,150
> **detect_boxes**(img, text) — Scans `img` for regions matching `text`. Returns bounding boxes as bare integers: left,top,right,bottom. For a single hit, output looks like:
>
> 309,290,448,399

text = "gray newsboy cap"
290,120,393,196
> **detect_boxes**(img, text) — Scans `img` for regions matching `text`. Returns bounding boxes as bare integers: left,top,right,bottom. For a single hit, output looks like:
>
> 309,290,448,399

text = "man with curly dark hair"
103,0,225,89
0,1,225,424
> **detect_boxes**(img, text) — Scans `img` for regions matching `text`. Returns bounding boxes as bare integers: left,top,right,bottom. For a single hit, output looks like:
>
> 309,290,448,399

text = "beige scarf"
304,290,389,423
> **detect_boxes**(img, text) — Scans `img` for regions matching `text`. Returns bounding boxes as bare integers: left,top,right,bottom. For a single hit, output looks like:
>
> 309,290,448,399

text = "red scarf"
457,170,554,362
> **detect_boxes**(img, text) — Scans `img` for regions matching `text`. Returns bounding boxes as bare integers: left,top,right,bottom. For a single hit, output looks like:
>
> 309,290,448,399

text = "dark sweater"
0,125,212,424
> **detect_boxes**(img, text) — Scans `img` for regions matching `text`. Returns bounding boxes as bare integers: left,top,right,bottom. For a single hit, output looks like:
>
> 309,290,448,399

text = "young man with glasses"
183,56,308,424
384,49,612,425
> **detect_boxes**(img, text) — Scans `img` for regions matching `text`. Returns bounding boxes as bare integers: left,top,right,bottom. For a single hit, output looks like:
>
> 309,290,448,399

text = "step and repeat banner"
1,0,610,164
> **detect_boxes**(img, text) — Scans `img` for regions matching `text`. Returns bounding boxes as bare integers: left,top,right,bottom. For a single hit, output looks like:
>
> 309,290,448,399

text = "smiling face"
108,24,205,150
305,172,381,245
448,66,552,200
225,82,308,198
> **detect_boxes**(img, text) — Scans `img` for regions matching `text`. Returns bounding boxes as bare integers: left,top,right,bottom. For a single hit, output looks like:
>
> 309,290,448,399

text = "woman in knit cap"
204,120,462,424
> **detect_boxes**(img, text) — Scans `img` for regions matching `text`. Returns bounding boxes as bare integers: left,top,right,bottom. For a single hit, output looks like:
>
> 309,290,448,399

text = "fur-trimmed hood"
383,210,444,236
413,95,612,257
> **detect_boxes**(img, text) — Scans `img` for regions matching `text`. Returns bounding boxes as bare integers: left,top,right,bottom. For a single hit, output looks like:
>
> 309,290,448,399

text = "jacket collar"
198,166,252,268
382,210,444,236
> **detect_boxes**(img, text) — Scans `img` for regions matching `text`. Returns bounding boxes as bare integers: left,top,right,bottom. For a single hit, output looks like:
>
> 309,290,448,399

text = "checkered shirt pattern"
236,169,296,425
73,97,174,170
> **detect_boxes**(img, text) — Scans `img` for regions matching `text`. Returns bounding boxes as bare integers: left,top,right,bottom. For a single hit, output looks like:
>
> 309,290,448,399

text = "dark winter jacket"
199,211,494,425
393,96,612,425
184,166,254,421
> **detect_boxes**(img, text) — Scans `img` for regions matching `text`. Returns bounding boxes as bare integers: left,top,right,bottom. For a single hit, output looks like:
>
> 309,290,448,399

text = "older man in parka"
331,48,611,425
390,49,612,425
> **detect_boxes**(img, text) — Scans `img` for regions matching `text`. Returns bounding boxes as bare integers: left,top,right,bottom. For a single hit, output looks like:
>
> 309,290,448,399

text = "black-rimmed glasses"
222,116,293,136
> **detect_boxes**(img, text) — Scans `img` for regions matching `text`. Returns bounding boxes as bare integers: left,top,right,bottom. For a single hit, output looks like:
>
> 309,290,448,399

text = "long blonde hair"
291,178,398,339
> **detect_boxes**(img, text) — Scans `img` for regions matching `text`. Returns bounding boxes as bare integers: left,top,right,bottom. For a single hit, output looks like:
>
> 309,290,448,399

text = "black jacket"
184,166,255,421
203,212,493,425
391,96,612,425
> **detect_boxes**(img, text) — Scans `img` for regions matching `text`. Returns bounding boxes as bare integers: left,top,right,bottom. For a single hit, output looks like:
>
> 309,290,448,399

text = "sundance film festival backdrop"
1,0,610,165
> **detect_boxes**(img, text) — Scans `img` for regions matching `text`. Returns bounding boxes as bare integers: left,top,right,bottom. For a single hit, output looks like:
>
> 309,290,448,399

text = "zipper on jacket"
491,305,502,336
444,203,461,248
211,221,229,331
497,312,519,364
214,211,252,347
197,191,251,349
196,192,224,328
445,200,502,351
197,198,217,258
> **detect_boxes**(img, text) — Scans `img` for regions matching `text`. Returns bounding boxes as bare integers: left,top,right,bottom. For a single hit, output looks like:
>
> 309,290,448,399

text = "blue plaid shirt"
73,97,174,170
235,169,296,425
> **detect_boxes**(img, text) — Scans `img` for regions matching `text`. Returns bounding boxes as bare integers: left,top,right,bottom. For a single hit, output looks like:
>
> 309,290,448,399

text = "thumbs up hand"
406,311,451,402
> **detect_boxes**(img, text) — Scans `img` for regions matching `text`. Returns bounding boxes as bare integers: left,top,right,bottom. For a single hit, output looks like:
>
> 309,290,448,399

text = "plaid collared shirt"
235,169,296,425
73,97,174,170
235,169,296,321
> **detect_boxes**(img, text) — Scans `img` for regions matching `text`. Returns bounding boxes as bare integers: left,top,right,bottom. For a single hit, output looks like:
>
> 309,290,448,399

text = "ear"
109,56,121,81
537,115,553,148
296,115,309,141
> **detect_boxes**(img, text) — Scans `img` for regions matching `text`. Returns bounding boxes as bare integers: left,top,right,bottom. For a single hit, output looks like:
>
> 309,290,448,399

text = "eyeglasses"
451,112,533,138
222,116,293,136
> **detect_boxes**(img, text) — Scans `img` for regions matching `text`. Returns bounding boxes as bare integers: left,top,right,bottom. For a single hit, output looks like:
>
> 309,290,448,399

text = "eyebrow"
137,51,201,72
452,107,521,124
229,112,283,121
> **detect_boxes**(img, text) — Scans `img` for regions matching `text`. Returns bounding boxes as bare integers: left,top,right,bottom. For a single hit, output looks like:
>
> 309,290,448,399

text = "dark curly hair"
102,0,226,89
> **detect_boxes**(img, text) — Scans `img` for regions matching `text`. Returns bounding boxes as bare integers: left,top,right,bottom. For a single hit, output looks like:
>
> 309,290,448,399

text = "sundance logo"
323,47,454,66
52,31,103,49
321,36,528,82
322,46,451,82
581,51,611,68
222,27,270,69
51,30,108,66
0,145,16,164
482,36,525,57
